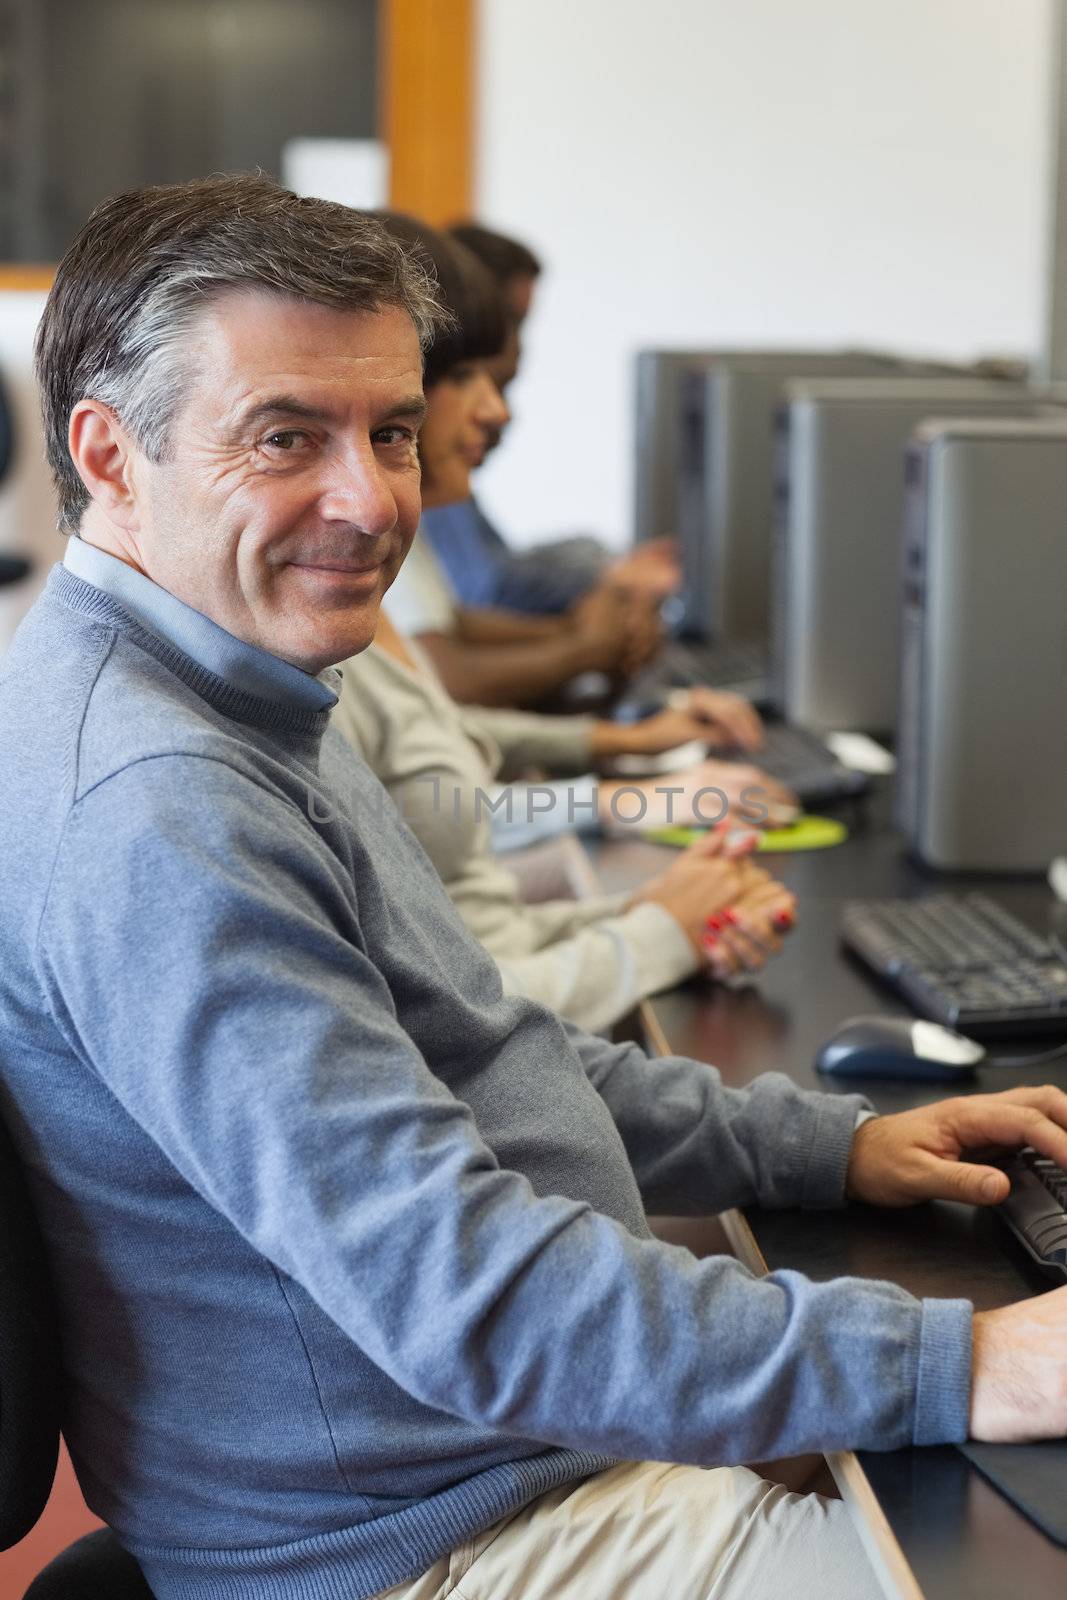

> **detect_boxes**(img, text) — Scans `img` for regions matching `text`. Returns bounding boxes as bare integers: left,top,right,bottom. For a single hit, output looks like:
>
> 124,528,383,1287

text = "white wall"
475,0,1054,548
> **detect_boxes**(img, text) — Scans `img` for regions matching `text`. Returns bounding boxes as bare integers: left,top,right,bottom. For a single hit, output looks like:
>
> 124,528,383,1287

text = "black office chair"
0,554,32,586
0,1112,62,1554
0,370,13,488
0,1110,153,1597
0,370,33,590
23,1528,152,1598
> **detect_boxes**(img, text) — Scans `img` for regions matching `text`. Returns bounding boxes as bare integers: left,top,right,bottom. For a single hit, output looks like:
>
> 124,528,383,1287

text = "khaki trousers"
372,1459,883,1600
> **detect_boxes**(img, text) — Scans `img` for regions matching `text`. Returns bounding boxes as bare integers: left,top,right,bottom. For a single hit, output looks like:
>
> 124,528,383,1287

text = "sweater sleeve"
455,705,596,777
562,1021,872,1212
37,755,972,1464
494,901,698,1033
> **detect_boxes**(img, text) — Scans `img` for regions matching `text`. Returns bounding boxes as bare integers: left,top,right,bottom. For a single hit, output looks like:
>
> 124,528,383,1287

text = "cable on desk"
987,1041,1067,1070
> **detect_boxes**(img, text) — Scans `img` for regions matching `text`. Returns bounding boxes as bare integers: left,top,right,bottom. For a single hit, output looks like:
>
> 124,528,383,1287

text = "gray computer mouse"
815,1015,986,1082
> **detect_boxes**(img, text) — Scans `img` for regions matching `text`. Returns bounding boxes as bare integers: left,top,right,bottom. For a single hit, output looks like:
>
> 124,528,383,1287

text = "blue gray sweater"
0,554,972,1600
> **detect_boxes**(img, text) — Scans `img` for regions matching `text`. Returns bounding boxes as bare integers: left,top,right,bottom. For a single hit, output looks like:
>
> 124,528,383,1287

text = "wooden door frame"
380,0,475,225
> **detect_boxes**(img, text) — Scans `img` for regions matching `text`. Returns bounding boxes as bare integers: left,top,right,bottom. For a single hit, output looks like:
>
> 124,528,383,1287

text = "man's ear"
68,400,144,531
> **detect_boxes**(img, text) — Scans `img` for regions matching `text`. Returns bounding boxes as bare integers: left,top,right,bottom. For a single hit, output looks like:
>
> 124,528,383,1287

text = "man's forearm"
565,1024,871,1215
455,607,568,646
416,630,595,707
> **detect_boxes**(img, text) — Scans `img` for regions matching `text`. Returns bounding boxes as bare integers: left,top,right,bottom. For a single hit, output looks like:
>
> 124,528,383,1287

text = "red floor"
0,1442,102,1595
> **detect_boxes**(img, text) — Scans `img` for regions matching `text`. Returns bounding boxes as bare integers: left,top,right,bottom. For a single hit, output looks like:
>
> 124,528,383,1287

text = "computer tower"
896,416,1067,872
633,350,719,552
639,349,967,644
769,379,1049,735
693,353,958,644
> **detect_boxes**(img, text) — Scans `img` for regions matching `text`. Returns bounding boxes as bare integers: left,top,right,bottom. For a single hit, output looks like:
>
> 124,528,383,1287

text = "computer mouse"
815,1015,986,1082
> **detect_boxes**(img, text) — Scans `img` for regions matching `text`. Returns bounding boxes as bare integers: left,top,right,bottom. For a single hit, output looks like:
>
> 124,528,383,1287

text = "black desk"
589,789,1067,1600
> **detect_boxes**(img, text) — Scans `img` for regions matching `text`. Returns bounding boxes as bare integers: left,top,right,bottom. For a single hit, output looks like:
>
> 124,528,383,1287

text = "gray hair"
35,173,449,531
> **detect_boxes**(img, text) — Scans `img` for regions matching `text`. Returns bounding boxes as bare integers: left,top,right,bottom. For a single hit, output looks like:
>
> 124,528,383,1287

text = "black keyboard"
663,637,768,690
841,893,1067,1034
628,637,769,703
717,722,870,806
619,654,869,804
997,1149,1067,1281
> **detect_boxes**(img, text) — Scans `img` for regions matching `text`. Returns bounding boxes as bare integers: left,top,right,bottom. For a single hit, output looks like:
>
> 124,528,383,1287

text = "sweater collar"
63,537,339,715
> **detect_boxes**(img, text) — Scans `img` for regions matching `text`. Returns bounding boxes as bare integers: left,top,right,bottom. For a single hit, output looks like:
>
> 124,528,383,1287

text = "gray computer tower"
633,350,719,551
631,348,919,557
896,416,1067,872
770,379,1049,735
693,353,975,644
634,349,969,645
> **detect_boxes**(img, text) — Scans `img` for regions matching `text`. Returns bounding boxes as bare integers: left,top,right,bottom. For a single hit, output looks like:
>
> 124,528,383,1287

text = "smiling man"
120,295,425,663
43,202,430,671
4,175,1067,1600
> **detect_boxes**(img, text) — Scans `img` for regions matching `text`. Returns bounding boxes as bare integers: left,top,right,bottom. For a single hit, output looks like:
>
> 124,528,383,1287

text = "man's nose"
318,448,397,535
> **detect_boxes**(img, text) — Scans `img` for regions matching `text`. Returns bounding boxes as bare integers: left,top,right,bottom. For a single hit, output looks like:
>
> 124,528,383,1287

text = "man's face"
132,290,425,673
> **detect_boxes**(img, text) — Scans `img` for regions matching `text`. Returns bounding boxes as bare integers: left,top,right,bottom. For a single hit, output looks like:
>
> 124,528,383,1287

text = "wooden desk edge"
637,1000,925,1600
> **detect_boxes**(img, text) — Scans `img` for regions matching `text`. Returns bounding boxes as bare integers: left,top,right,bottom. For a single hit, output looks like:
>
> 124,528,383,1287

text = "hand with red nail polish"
628,834,795,978
710,881,798,976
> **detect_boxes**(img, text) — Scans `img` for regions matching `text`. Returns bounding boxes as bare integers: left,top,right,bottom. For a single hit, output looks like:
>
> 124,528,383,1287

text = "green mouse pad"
645,816,849,853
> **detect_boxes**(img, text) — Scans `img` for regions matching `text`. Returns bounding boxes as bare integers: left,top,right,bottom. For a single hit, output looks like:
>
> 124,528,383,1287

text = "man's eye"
264,430,310,452
374,427,416,447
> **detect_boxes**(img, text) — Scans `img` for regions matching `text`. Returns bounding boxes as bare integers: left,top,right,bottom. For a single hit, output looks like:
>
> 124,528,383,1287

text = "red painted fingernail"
702,933,720,952
705,914,724,931
722,908,740,926
774,909,795,931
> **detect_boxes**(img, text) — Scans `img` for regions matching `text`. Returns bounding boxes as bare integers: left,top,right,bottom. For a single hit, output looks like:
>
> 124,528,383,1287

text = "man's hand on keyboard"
845,1085,1067,1208
847,1086,1067,1443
